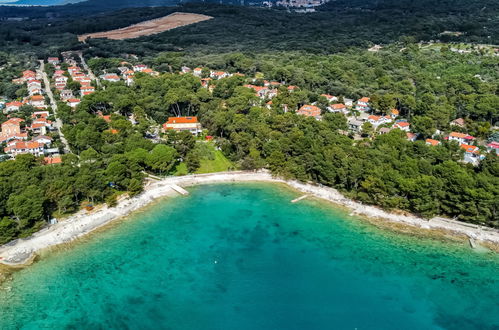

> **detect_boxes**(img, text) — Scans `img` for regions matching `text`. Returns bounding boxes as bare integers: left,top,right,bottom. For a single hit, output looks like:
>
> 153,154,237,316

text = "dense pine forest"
0,0,498,243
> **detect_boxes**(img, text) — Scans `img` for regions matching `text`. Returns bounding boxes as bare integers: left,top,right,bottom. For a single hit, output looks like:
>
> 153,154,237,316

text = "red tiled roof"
166,117,199,124
426,139,440,146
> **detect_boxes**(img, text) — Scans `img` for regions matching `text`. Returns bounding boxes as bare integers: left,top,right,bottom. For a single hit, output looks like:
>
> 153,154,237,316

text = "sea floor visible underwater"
0,183,498,330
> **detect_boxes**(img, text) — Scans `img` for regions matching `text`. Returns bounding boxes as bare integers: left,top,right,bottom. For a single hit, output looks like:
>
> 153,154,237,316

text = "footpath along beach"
1,171,498,267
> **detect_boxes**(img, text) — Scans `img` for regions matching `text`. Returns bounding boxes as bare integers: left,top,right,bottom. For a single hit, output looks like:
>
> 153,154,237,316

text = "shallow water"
0,183,498,329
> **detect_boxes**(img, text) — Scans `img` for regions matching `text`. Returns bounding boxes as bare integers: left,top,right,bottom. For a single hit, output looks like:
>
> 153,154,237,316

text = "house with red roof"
450,118,465,128
193,67,203,77
210,71,230,80
162,117,202,135
392,121,410,132
44,156,62,165
355,97,371,111
80,86,95,96
29,95,46,108
448,132,474,145
460,144,483,165
486,142,499,155
368,115,392,127
327,103,347,113
4,141,44,157
321,94,338,103
67,98,81,108
4,101,22,114
101,74,120,82
297,105,321,119
47,57,60,65
425,139,441,146
133,64,148,72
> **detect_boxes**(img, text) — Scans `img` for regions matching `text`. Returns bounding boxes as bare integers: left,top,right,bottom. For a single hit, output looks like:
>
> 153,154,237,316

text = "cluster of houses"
117,63,159,86
7,70,48,113
0,112,60,163
174,66,497,166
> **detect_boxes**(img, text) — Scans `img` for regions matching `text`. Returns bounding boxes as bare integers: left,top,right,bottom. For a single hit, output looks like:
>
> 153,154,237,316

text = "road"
38,60,71,154
76,51,100,87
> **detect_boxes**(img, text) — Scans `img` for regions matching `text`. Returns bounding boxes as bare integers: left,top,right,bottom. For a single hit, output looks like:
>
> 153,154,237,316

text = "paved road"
38,60,71,154
77,51,100,87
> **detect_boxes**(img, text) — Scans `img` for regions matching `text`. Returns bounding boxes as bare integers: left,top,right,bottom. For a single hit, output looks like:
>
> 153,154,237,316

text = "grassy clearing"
174,142,234,175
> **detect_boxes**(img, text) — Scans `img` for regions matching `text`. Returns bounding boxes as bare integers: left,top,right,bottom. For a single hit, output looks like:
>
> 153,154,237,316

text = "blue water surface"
0,183,498,329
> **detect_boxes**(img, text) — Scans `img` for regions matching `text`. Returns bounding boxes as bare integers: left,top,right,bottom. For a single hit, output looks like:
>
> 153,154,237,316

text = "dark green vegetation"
0,0,498,243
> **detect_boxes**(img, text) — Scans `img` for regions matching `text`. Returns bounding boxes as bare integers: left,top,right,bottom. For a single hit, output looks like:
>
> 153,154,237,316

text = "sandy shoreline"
1,171,498,267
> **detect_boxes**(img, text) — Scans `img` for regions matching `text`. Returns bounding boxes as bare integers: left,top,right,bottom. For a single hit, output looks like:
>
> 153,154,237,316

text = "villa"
297,105,321,119
162,117,203,135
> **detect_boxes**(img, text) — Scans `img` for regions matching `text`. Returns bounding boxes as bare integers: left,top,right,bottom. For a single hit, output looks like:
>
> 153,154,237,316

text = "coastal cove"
1,171,499,269
0,182,498,329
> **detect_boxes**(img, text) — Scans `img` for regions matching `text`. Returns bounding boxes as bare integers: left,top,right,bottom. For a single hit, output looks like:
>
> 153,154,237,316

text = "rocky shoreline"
1,171,498,267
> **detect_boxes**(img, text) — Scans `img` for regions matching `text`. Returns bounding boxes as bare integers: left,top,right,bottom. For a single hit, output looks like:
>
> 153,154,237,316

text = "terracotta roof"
391,109,399,115
460,144,479,154
368,115,381,121
426,139,440,146
449,132,474,139
359,97,370,103
3,118,24,125
30,95,45,101
395,121,410,127
166,117,199,124
44,157,62,165
331,103,346,109
67,98,81,103
6,101,22,107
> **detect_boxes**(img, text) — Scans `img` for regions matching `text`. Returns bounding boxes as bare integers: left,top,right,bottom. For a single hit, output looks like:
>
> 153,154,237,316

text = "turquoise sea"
0,183,498,329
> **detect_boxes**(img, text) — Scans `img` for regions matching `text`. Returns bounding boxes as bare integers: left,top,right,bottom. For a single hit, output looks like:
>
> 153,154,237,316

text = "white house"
448,132,475,145
5,101,22,113
392,121,410,132
355,97,370,111
67,98,81,108
133,64,148,72
328,103,347,113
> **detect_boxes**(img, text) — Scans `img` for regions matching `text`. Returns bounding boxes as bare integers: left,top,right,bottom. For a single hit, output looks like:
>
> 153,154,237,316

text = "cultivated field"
78,12,213,42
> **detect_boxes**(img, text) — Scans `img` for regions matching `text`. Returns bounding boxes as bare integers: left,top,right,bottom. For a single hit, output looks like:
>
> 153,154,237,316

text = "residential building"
193,67,203,77
133,64,148,72
4,141,44,157
450,118,465,128
29,95,46,108
426,139,441,146
162,117,202,135
210,71,230,80
47,57,60,65
348,119,363,132
67,98,81,108
355,97,370,111
5,101,22,113
101,74,120,82
33,135,53,146
392,121,410,132
460,144,482,165
328,103,347,113
321,94,338,103
81,86,95,96
60,90,74,101
486,141,499,155
448,132,475,145
297,105,321,119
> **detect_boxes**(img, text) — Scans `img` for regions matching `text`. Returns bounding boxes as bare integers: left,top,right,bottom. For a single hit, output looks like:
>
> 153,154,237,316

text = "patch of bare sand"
78,12,213,41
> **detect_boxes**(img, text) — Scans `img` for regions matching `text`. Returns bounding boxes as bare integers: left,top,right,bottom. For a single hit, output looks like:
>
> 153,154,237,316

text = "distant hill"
0,0,83,5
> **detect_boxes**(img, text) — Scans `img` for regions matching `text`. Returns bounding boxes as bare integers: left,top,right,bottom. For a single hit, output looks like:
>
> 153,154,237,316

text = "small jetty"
469,238,477,249
291,195,308,203
170,184,189,196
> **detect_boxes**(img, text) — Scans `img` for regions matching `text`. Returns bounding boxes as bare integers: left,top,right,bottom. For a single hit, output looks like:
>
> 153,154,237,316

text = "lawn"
174,142,234,175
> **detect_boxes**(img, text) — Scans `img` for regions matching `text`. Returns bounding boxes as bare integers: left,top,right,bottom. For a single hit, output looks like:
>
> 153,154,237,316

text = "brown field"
78,12,213,42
